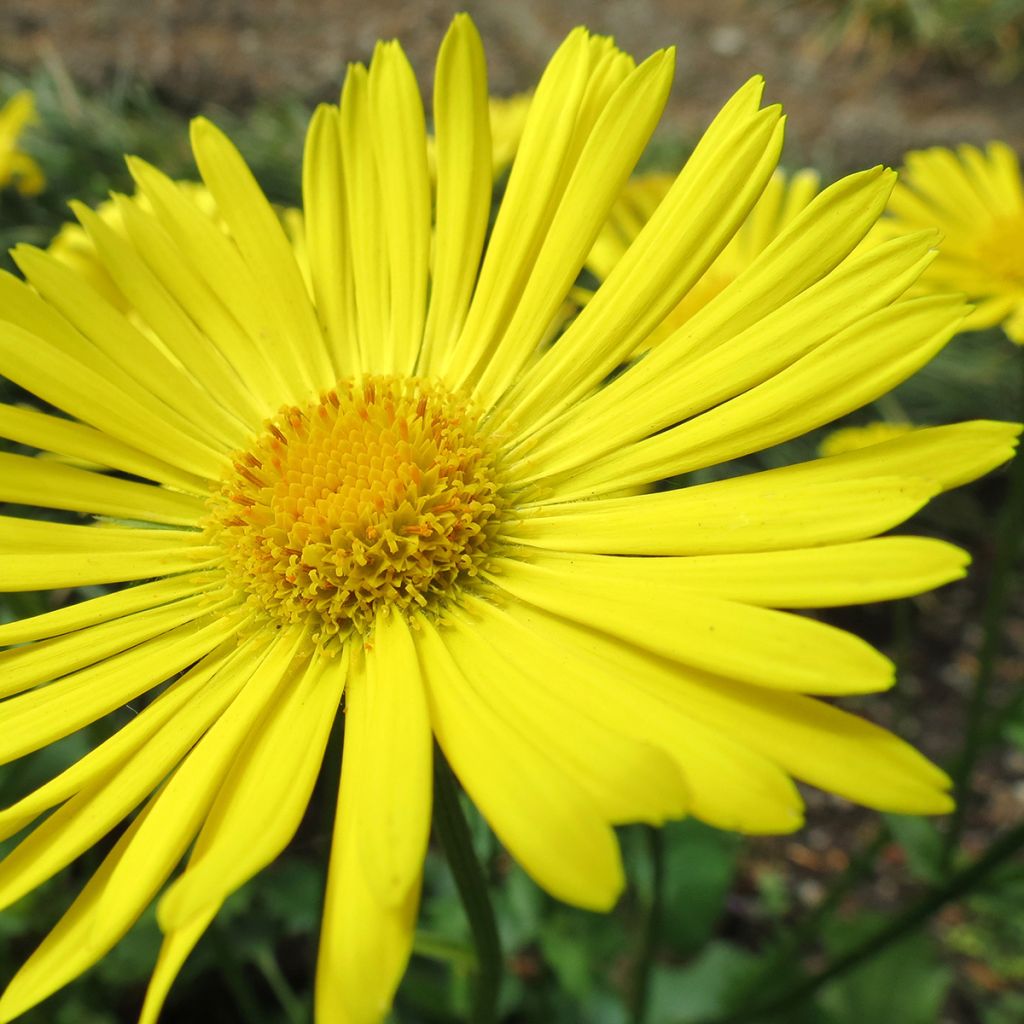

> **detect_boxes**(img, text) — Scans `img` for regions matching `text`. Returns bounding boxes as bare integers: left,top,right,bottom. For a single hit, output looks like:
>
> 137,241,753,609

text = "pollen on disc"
206,376,507,645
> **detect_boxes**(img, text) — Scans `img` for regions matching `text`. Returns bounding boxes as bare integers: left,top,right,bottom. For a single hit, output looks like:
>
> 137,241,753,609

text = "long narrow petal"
157,649,346,929
509,473,937,554
464,595,803,833
515,229,935,478
501,539,967,608
70,200,265,430
0,795,155,1022
495,79,785,431
0,587,223,698
0,572,218,647
113,184,282,410
126,158,301,403
550,294,967,497
315,678,421,1024
368,41,431,376
0,636,265,905
0,638,250,842
421,14,492,373
0,516,216,591
11,246,247,453
354,611,432,906
514,608,952,814
0,402,209,495
0,450,204,526
470,47,676,404
415,614,624,909
0,319,226,480
190,118,334,392
302,104,360,376
490,557,893,694
0,607,247,766
445,601,689,824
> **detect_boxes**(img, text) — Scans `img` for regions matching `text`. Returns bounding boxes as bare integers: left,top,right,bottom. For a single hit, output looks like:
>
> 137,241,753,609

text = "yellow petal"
368,41,432,376
504,538,967,608
190,117,333,392
0,402,208,495
354,611,432,906
0,450,204,526
302,104,360,376
470,47,676,404
486,597,804,833
511,472,938,554
157,649,346,929
0,318,226,481
415,614,624,909
447,598,689,825
496,78,784,432
113,188,281,411
0,635,260,904
315,678,421,1024
127,157,303,403
70,199,265,431
491,556,893,695
0,638,249,842
0,607,246,766
421,14,492,373
11,244,247,454
553,293,967,497
0,587,222,698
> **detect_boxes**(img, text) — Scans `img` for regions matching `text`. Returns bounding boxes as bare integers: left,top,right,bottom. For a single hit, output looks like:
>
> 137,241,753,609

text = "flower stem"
943,351,1024,870
696,817,1024,1024
629,826,665,1024
433,751,503,1024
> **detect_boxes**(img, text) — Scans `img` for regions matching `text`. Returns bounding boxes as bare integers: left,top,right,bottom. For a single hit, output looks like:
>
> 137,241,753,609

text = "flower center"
207,376,507,645
975,213,1024,285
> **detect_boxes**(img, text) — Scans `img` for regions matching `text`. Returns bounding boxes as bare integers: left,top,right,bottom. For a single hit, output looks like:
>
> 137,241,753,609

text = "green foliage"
823,0,1024,82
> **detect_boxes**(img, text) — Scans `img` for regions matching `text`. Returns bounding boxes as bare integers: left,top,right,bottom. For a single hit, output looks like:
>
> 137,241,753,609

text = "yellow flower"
819,421,915,458
584,167,821,350
0,91,45,197
0,15,1019,1023
884,143,1024,343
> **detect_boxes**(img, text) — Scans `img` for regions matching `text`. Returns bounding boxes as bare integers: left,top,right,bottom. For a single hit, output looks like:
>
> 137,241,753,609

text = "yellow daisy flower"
0,91,45,197
885,142,1024,343
0,15,1019,1023
819,421,915,458
584,166,821,349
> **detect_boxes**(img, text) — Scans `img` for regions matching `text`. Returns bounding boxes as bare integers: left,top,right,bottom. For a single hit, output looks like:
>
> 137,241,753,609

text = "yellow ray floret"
0,91,44,196
0,13,1019,1024
883,141,1024,343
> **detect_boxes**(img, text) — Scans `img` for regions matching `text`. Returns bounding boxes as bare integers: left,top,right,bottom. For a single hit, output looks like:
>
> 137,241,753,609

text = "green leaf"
819,916,952,1024
659,820,742,956
885,814,946,884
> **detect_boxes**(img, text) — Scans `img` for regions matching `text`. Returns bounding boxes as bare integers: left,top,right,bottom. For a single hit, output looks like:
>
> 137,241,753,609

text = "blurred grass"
819,0,1024,82
0,60,1023,1024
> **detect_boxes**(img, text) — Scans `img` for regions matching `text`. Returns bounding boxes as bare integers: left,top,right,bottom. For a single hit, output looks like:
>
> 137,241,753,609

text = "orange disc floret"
206,375,507,645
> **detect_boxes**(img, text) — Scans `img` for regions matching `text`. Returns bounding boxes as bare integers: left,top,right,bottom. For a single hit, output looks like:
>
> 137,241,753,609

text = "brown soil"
2,0,1023,172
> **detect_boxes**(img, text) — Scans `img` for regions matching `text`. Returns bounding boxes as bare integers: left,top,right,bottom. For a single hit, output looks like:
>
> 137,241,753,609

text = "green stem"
252,947,306,1024
433,752,503,1024
943,352,1024,869
629,826,665,1024
695,817,1024,1024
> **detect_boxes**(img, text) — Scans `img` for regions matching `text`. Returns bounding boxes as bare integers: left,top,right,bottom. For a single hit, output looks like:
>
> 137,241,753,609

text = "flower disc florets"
207,376,507,645
976,213,1024,285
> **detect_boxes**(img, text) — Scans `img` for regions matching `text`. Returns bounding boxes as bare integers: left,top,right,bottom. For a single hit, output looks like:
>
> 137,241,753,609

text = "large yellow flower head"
884,142,1024,343
0,15,1019,1023
0,91,45,197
